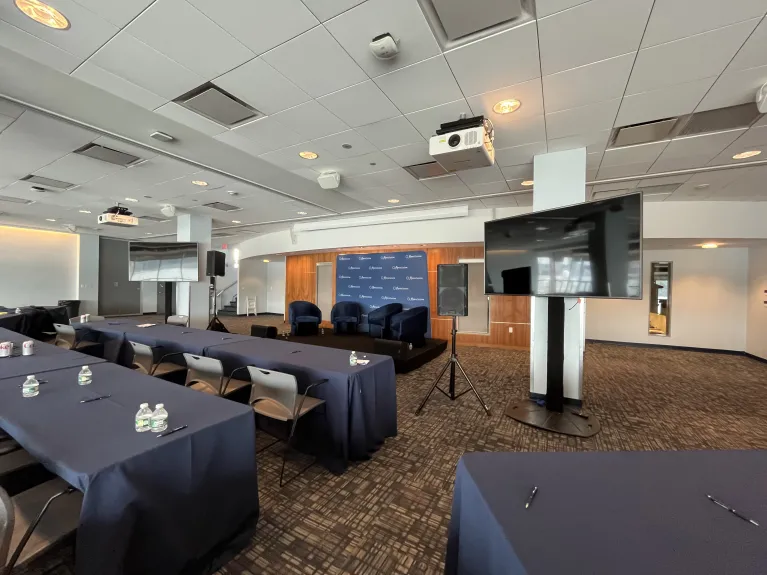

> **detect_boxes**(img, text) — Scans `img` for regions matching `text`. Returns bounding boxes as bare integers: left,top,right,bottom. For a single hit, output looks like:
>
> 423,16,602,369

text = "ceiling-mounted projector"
429,115,495,172
98,204,138,227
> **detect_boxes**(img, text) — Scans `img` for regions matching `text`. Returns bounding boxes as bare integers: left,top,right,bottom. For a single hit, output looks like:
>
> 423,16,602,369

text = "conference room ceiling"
1,0,767,240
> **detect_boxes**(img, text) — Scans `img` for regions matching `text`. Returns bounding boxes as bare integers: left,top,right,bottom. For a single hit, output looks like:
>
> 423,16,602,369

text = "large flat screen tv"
129,242,200,282
484,193,641,298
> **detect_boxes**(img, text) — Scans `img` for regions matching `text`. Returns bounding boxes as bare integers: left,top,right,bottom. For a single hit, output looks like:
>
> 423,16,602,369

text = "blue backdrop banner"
336,250,430,336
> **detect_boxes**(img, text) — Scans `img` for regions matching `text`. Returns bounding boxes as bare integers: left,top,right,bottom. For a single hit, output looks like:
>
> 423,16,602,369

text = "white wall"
238,257,268,315
0,225,78,307
587,248,749,351
266,260,286,315
746,246,767,359
76,233,99,315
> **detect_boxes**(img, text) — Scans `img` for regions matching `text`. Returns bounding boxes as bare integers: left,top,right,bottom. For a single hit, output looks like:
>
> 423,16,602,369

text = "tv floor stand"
505,296,600,438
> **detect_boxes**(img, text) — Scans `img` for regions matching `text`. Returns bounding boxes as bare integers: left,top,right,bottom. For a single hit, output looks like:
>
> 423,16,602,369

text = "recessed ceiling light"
341,143,353,149
388,199,400,204
191,180,208,186
46,218,56,222
231,220,241,224
15,0,70,30
521,180,534,186
145,232,153,235
124,197,138,202
701,242,719,249
732,150,761,160
694,184,710,190
297,211,307,215
263,259,270,263
299,151,318,160
493,99,521,115
79,210,92,214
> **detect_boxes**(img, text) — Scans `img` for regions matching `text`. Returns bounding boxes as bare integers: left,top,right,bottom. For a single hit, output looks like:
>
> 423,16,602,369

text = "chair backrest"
246,366,298,420
331,301,361,321
53,324,76,349
166,315,189,327
246,297,257,311
129,341,154,374
288,301,321,323
0,485,14,568
183,353,224,394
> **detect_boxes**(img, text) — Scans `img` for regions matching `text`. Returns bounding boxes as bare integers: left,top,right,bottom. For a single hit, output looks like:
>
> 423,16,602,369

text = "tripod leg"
454,358,491,416
415,357,451,415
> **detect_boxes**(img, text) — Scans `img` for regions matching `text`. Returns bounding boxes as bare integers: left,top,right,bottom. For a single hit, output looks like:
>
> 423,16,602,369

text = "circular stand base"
504,400,601,438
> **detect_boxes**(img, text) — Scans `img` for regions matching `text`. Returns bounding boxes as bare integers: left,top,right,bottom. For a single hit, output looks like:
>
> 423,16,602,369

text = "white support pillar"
530,148,587,404
77,233,99,315
176,214,212,329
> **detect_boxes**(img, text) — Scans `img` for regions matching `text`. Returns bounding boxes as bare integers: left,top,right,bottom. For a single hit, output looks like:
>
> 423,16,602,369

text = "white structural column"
177,214,212,329
530,148,587,403
77,233,99,315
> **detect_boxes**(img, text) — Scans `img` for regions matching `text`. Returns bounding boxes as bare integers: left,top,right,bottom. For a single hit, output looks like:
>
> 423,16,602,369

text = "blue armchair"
331,301,362,334
367,303,403,339
288,301,322,336
390,306,429,348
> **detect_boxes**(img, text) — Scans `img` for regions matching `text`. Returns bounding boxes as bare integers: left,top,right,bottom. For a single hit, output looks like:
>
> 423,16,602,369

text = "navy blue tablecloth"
0,306,70,338
0,312,24,332
206,338,397,471
446,451,767,575
0,327,106,380
0,362,259,575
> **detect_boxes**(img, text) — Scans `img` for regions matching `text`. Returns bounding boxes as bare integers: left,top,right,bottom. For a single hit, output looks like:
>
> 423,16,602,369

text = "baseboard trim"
587,339,744,356
529,392,582,408
744,352,767,364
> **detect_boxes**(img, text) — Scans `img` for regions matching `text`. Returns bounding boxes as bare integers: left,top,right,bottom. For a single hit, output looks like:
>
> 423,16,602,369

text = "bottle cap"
156,403,164,409
140,403,148,408
82,365,89,369
27,375,35,379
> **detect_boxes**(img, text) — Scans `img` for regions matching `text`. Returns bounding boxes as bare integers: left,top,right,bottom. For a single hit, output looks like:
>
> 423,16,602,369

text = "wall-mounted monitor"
484,193,642,299
129,242,200,282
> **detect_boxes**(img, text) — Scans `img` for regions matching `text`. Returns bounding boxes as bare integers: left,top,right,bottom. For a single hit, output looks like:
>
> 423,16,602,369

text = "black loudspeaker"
206,250,226,277
437,264,468,316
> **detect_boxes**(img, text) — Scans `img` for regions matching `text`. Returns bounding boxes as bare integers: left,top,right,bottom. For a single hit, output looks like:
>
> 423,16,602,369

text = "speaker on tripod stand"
416,264,490,416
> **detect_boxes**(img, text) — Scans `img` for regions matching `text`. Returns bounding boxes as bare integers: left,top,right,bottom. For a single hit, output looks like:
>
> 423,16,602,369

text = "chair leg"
279,418,316,488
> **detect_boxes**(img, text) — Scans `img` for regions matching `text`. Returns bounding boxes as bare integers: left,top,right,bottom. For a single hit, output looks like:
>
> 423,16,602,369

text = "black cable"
568,299,580,311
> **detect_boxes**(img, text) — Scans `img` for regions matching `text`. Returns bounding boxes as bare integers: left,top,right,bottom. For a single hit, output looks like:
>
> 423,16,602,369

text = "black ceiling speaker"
437,264,468,316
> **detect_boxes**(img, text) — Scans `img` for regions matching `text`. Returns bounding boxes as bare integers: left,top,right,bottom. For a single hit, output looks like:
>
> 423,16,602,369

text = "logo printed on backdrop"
336,250,430,336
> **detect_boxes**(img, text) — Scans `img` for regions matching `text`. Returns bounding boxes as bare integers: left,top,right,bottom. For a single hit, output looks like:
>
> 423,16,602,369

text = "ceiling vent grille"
677,102,762,136
610,118,680,148
176,84,261,127
203,201,241,212
212,231,234,238
635,183,683,196
0,195,34,205
20,175,75,190
75,143,142,166
404,161,449,180
138,215,169,222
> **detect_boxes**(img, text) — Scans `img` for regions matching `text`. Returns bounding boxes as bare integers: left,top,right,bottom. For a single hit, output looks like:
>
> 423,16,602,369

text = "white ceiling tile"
596,162,652,179
382,142,433,167
731,125,767,149
616,77,715,126
344,168,416,189
311,151,399,177
72,0,155,27
88,33,205,100
406,100,472,139
0,21,81,74
231,116,306,152
154,102,228,136
456,165,507,186
324,0,440,76
467,78,544,121
627,19,761,94
387,180,434,198
493,115,547,149
695,63,767,112
35,153,124,185
547,130,611,154
635,175,692,189
536,0,591,18
421,174,470,194
0,101,23,120
587,152,603,169
214,130,277,157
259,141,339,171
482,194,521,207
729,18,767,72
647,154,711,173
469,180,510,195
586,168,598,181
189,0,317,56
545,98,620,140
642,0,767,48
213,58,310,116
317,81,400,127
495,141,548,167
72,62,167,110
374,56,463,114
126,0,254,78
355,116,424,149
445,22,540,96
262,26,367,97
601,141,669,167
538,0,653,75
500,164,534,181
661,130,746,162
543,52,634,113
709,141,767,166
301,0,365,21
0,0,118,59
0,115,15,134
271,100,349,140
313,130,377,158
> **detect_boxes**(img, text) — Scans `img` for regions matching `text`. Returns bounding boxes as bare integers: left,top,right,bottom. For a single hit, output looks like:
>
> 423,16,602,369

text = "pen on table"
707,494,759,527
525,486,538,509
221,337,232,340
80,394,111,404
157,425,187,438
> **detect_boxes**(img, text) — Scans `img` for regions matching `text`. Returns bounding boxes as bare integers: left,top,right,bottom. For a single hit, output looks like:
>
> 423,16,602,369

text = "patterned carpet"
19,314,767,575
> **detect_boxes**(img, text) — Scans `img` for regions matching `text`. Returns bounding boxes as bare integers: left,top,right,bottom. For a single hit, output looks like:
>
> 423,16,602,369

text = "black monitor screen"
484,193,642,299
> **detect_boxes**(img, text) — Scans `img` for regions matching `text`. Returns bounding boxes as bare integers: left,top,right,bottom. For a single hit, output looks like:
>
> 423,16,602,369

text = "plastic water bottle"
135,403,153,432
150,404,168,433
14,308,21,314
349,351,358,366
22,375,39,398
78,365,92,386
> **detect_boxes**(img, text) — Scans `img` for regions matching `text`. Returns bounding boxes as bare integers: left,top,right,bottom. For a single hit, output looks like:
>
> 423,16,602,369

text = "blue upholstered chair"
331,301,362,334
367,303,403,339
390,306,429,348
288,301,322,336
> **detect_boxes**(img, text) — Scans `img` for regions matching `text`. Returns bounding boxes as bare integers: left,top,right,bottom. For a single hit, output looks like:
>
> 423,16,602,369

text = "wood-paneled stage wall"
285,244,530,349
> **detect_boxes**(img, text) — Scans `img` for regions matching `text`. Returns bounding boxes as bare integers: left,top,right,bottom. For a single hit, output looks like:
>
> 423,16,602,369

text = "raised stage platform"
284,332,447,373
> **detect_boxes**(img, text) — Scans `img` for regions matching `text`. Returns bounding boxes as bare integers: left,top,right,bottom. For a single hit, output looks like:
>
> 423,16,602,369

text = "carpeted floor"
20,314,767,575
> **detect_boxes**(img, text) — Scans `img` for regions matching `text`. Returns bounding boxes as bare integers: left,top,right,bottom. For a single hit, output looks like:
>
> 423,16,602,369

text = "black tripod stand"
415,316,491,416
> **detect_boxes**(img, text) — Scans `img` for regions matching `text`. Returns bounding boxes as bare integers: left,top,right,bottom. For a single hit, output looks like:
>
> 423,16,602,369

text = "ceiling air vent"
176,84,261,127
635,183,683,196
677,102,762,137
0,195,34,205
75,143,142,166
212,231,234,238
138,215,169,222
610,118,680,148
203,201,241,212
404,161,449,180
20,175,75,190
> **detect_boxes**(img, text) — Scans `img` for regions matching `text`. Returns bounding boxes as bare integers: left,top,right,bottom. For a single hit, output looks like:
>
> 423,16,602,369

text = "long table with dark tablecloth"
0,326,107,379
0,361,259,575
446,451,767,575
0,305,70,338
0,312,25,332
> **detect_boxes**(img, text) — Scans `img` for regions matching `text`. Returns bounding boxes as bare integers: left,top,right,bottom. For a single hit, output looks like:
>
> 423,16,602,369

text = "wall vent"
20,175,75,190
404,161,449,180
176,84,261,127
75,143,142,166
203,201,241,212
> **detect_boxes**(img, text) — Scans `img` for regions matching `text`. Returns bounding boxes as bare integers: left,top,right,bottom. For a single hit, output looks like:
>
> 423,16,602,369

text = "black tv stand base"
504,400,601,437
